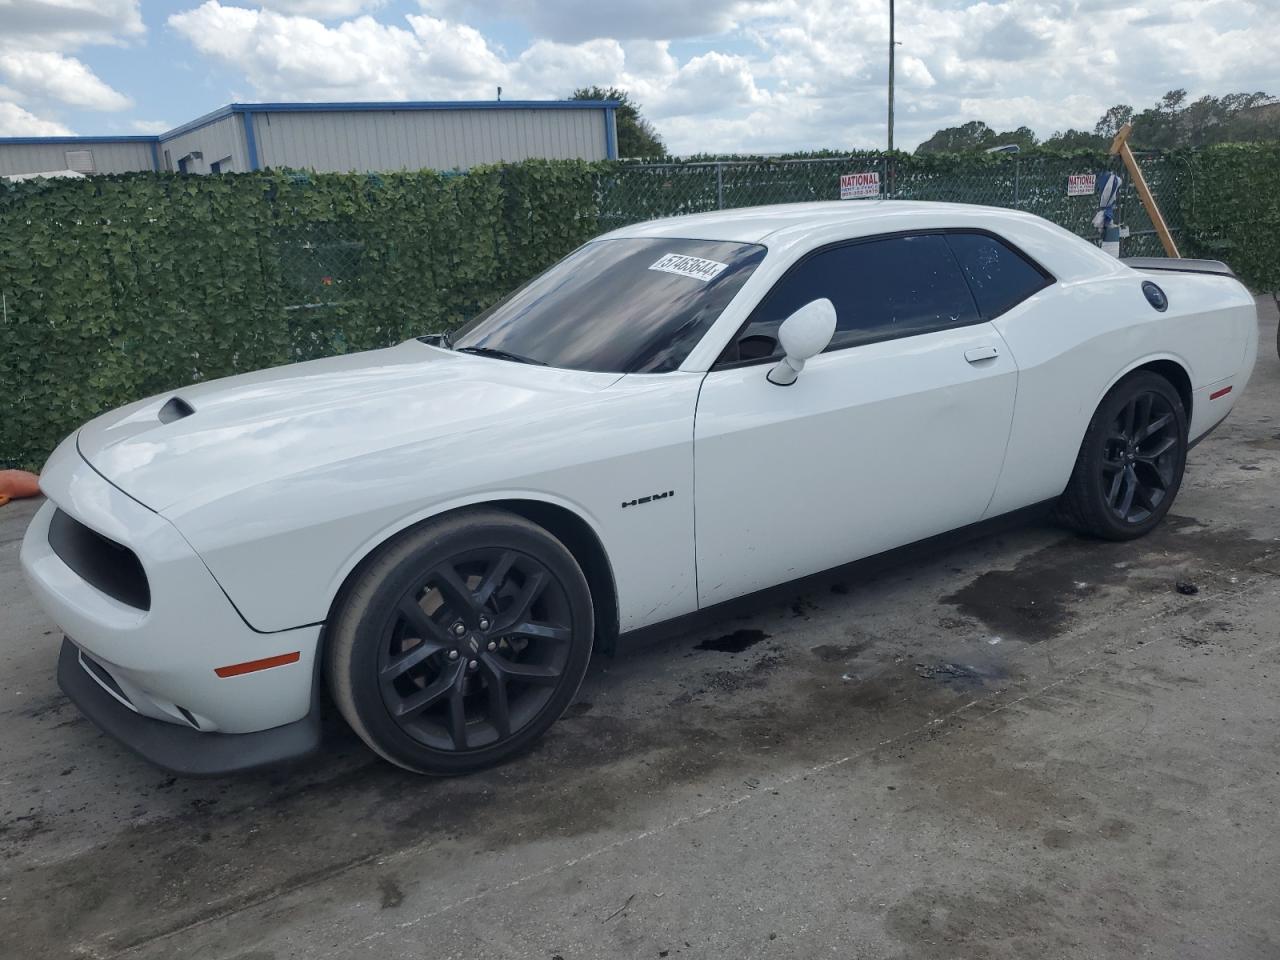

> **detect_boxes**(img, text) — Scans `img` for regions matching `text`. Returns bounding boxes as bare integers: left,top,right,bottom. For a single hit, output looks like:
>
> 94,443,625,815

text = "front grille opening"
48,509,151,610
80,650,134,708
176,706,201,729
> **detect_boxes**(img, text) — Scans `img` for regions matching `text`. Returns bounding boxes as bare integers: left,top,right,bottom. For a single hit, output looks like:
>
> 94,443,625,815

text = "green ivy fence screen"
2,144,1277,469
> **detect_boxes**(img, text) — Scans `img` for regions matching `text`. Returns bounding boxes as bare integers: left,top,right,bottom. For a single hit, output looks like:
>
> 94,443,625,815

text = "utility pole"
887,0,895,154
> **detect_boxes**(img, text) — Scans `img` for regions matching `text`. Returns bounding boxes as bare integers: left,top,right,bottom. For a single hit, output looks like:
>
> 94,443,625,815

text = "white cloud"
0,100,74,135
156,0,1280,154
168,4,509,100
647,52,769,118
0,1,141,134
900,56,936,89
720,0,1280,151
419,0,770,43
130,118,170,133
509,38,625,98
0,51,131,110
619,40,678,78
256,0,383,17
0,0,144,47
406,14,507,85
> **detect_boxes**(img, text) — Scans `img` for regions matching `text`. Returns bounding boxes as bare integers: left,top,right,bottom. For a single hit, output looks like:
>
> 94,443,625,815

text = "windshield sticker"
648,252,730,282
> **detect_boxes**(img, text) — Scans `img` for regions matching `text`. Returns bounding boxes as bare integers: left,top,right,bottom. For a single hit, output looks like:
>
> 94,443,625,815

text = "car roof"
600,199,1121,284
602,199,1049,245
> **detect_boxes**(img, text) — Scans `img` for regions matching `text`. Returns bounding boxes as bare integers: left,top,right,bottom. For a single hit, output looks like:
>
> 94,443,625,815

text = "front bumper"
21,434,324,768
58,637,321,776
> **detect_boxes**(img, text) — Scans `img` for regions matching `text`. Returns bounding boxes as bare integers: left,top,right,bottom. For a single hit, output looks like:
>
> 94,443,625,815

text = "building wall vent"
64,149,96,174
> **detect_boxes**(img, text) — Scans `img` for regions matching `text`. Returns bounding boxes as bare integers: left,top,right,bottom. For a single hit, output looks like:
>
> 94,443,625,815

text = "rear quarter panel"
986,269,1257,517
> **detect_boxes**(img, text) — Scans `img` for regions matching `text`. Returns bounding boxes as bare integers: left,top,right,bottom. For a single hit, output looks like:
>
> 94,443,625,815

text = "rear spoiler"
1122,257,1235,278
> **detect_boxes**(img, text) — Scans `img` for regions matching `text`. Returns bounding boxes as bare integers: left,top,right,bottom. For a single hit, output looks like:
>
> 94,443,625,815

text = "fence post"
1115,177,1127,256
716,162,725,210
1014,157,1020,208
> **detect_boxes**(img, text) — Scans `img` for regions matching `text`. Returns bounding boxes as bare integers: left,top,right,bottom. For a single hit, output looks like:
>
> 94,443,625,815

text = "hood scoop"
157,396,195,424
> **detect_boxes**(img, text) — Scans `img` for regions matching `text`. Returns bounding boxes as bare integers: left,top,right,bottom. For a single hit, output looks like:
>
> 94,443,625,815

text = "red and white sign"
840,171,881,200
1067,173,1096,197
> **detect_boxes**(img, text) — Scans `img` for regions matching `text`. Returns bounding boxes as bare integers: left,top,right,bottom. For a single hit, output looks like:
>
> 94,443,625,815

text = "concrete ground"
2,297,1279,960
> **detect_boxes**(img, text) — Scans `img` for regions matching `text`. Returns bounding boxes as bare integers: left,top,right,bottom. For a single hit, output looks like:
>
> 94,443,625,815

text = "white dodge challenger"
21,201,1258,776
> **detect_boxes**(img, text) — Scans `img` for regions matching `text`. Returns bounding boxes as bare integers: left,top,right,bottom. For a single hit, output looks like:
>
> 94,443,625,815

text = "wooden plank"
1109,123,1181,258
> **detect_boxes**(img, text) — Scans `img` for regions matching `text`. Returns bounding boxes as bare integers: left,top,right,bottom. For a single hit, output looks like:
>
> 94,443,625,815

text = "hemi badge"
621,490,675,509
1209,386,1233,400
215,651,301,678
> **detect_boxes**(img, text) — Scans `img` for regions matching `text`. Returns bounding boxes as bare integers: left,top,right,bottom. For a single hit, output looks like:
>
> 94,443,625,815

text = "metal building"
0,138,157,177
0,100,619,178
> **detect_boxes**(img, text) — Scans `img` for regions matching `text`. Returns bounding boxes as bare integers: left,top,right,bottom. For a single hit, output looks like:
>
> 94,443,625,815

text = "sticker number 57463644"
648,252,729,282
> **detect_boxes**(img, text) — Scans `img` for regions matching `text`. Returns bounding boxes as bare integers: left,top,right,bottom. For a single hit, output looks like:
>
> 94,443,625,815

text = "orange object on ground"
0,470,41,500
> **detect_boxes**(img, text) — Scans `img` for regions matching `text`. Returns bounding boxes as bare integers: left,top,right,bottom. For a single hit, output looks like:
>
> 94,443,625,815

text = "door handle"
964,346,1000,363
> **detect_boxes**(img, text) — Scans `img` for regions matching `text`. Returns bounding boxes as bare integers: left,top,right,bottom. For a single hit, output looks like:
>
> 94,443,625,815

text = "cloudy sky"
1,0,1275,152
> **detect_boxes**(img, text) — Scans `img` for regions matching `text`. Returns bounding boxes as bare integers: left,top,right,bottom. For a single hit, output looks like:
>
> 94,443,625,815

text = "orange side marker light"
214,651,301,678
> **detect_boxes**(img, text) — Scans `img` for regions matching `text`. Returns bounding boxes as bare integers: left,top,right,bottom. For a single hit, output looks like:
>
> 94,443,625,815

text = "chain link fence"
1113,151,1190,257
273,154,1186,344
247,152,1219,351
276,155,1195,324
597,154,1184,256
275,227,367,358
4,146,1276,470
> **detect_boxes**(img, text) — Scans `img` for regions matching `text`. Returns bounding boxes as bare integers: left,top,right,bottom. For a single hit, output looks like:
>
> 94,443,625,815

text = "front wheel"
326,509,594,775
1058,371,1188,541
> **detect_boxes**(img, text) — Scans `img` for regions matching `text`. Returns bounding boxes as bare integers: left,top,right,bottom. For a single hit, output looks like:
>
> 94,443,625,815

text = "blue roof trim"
0,135,159,145
225,100,621,114
158,105,236,142
0,100,623,149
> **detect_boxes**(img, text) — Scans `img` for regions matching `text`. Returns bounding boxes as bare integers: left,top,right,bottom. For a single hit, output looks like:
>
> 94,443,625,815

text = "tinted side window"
945,233,1050,319
730,234,979,360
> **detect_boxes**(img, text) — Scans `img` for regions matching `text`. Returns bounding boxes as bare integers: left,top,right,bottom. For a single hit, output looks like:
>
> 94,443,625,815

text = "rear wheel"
1058,371,1187,541
326,509,594,775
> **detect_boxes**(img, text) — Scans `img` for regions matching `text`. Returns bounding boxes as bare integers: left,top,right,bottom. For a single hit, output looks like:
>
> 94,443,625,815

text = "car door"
693,232,1020,608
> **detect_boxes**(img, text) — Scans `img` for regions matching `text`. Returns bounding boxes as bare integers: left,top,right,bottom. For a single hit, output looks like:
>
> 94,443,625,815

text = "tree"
570,86,666,158
991,125,1039,151
915,121,1039,154
915,90,1279,155
1128,89,1187,148
1225,94,1280,141
915,120,996,153
1093,104,1134,140
1093,90,1280,147
1178,94,1233,146
1041,128,1107,150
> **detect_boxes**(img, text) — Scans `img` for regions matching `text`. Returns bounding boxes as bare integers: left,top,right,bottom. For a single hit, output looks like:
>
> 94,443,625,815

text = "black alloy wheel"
327,509,594,775
377,547,573,752
1099,389,1179,524
1058,370,1188,541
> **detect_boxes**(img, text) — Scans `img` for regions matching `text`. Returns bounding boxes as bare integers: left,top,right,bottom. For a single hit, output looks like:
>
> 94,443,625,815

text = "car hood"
76,341,622,513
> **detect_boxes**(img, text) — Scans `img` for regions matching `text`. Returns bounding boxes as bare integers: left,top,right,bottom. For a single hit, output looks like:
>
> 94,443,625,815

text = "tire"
1057,371,1188,541
326,508,594,775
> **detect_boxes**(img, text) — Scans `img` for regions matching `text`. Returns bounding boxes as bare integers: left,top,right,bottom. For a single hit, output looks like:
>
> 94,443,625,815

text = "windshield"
448,238,766,373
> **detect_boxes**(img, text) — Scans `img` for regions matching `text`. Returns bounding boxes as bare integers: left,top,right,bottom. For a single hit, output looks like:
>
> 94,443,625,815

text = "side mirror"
767,298,837,386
